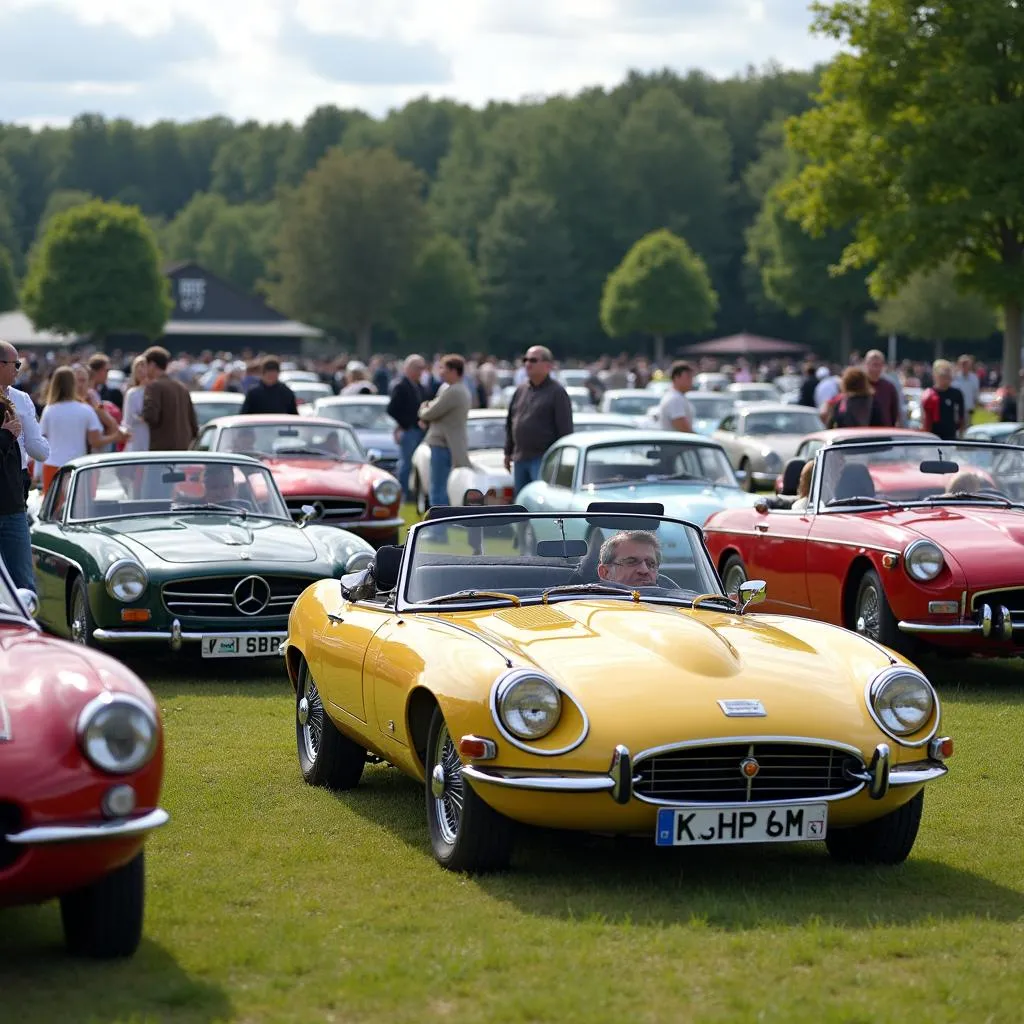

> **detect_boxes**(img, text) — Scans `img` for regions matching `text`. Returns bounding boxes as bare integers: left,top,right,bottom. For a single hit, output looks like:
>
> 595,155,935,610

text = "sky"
0,0,840,127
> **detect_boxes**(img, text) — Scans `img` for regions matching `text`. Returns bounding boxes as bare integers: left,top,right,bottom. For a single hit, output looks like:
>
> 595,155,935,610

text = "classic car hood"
753,434,804,460
468,448,509,474
263,456,376,495
91,516,319,564
586,484,759,525
454,600,890,749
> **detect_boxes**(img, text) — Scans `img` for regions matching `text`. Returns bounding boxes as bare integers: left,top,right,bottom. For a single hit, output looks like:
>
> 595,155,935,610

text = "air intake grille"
285,498,366,522
162,576,312,619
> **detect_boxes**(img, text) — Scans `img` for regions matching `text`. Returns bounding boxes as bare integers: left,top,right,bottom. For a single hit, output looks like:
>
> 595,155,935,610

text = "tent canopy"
0,310,78,348
680,332,809,357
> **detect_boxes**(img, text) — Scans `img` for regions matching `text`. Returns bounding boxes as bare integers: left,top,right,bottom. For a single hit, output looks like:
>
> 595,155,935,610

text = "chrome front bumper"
899,601,1019,639
5,808,170,845
461,743,948,804
92,619,286,653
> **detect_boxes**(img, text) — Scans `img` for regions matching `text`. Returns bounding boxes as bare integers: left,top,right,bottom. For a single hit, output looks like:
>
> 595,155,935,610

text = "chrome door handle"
327,613,344,624
754,523,769,533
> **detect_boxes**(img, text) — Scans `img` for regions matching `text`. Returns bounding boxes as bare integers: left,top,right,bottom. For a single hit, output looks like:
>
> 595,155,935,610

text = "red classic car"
704,438,1024,658
0,565,168,957
195,414,404,547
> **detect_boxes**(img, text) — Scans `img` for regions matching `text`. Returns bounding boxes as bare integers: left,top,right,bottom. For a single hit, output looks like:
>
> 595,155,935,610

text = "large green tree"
601,229,719,362
869,261,996,358
22,199,171,341
0,246,16,313
392,234,482,348
272,147,429,358
782,0,1024,403
34,189,94,243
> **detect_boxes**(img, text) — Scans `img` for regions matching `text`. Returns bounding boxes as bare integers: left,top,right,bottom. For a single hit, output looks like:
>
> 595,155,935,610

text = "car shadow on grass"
0,904,232,1022
336,765,1024,932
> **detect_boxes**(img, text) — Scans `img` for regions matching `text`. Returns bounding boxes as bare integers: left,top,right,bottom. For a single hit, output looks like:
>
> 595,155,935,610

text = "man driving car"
596,530,662,587
202,463,239,504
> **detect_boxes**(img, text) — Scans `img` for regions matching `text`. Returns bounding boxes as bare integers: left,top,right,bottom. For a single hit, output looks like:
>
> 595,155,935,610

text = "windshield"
817,442,1024,508
317,403,395,431
743,410,821,436
401,512,721,608
582,441,738,487
193,400,243,427
607,393,660,416
731,386,780,402
66,460,291,521
292,384,333,402
466,418,507,450
218,422,364,459
689,396,736,421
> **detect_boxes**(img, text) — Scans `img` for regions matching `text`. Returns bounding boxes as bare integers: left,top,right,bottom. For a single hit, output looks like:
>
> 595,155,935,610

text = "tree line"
0,30,1013,367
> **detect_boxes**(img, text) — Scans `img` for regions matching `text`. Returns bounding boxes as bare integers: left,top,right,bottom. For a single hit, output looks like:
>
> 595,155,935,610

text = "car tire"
721,554,748,596
296,659,366,790
69,575,96,648
425,706,514,873
825,790,924,865
851,568,904,652
739,458,755,493
60,851,145,958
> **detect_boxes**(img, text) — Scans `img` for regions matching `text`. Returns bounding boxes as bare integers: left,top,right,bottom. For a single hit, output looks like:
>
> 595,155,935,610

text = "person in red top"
921,360,965,440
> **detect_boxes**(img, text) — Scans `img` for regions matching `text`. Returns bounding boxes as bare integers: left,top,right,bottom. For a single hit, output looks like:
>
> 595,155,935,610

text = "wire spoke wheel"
71,587,87,645
857,583,881,639
432,721,464,846
301,673,324,764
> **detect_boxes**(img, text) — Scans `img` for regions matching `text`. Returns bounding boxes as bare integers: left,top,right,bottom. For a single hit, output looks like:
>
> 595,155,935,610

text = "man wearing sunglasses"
596,530,662,588
503,346,574,494
0,341,46,592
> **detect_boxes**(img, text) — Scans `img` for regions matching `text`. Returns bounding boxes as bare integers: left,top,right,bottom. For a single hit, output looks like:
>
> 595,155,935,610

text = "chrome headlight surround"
373,477,401,506
77,692,159,775
105,559,148,602
904,539,944,582
489,669,588,755
866,666,939,746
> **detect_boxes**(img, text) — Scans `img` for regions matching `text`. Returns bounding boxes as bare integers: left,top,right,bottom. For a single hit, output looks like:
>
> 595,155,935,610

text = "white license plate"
655,803,828,847
201,635,285,658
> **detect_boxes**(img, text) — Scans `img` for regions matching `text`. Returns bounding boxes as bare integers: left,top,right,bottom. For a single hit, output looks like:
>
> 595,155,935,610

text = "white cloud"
0,0,838,125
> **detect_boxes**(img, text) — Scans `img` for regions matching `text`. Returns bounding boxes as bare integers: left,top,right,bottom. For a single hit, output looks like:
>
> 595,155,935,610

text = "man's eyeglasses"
0,360,21,370
522,356,546,364
608,557,659,570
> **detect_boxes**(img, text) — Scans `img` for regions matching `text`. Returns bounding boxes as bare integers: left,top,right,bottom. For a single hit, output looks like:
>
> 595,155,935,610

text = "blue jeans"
429,445,453,507
397,427,424,502
513,457,544,497
0,512,35,593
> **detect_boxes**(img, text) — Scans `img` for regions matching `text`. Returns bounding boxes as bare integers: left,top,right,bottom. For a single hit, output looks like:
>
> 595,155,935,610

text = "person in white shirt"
814,366,841,410
121,355,151,453
39,366,124,494
951,354,981,428
657,361,695,431
0,342,49,497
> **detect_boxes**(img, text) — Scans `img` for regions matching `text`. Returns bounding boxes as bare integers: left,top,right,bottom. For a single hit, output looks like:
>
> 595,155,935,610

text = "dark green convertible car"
30,451,375,659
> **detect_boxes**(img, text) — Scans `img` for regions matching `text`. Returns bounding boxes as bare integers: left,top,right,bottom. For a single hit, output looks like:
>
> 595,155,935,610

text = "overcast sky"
0,0,839,126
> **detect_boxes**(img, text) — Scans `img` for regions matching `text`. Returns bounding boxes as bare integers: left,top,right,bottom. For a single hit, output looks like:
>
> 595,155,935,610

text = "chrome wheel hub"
300,674,323,763
432,722,464,846
430,763,446,798
858,587,880,638
297,697,309,725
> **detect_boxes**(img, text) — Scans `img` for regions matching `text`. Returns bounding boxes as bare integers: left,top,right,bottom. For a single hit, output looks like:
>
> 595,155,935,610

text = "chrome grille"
972,590,1024,614
0,802,23,869
162,576,312,619
633,741,864,804
285,497,366,523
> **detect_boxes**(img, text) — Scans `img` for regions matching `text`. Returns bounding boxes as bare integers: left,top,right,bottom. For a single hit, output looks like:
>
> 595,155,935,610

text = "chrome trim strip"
429,618,513,668
864,668,940,748
633,734,867,762
93,626,287,648
898,620,984,634
6,808,170,845
342,518,404,531
461,765,614,793
703,530,902,556
609,745,632,804
631,783,867,809
488,669,590,757
889,761,948,785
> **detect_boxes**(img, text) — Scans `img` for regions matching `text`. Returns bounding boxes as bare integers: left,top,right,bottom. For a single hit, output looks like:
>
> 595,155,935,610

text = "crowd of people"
0,335,1014,599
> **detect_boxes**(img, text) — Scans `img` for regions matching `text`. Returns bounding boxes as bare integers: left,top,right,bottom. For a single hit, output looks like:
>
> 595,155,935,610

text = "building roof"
681,333,810,357
0,310,78,348
162,319,324,338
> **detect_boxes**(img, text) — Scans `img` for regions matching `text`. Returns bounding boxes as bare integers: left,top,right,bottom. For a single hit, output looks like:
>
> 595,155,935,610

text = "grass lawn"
1,652,1022,1023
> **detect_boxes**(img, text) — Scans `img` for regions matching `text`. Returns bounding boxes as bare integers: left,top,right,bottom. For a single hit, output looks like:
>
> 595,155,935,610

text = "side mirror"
737,579,767,614
344,550,374,574
340,567,374,601
366,448,383,464
16,588,38,618
298,502,320,527
754,498,769,514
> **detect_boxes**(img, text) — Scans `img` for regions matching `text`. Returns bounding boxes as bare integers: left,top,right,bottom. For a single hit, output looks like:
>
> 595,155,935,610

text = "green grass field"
2,652,1023,1023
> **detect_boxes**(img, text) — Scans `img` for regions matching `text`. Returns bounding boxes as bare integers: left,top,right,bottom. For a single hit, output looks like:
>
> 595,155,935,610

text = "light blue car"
516,430,762,532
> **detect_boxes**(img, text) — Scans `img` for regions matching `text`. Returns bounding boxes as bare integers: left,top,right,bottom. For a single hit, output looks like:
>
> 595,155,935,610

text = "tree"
22,200,171,341
601,229,718,362
34,189,94,243
196,203,279,295
0,246,16,313
477,189,578,351
392,234,482,347
869,261,996,358
782,0,1024,409
272,147,429,358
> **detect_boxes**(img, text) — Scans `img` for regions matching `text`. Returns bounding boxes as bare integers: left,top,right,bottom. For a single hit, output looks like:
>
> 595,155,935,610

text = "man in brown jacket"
142,346,198,451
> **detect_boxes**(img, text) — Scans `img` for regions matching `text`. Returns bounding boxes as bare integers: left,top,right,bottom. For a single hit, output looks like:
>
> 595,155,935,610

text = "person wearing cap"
240,356,299,415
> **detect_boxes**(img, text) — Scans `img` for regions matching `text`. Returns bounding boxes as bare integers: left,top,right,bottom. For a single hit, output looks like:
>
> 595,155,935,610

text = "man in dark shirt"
240,357,299,416
864,350,902,427
797,361,819,408
503,346,574,493
386,354,427,503
0,393,33,592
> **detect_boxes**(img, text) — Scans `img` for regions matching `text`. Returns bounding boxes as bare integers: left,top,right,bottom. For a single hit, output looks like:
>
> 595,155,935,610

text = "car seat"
780,458,806,496
832,463,876,501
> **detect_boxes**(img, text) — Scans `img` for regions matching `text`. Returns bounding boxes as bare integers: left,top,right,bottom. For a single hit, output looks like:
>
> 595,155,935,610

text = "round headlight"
496,673,561,740
870,669,935,736
77,694,158,775
105,561,148,602
904,540,944,582
373,478,401,506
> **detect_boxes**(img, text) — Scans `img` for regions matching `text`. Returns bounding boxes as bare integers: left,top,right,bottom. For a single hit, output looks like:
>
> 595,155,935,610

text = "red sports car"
0,567,168,957
704,437,1024,659
194,414,404,547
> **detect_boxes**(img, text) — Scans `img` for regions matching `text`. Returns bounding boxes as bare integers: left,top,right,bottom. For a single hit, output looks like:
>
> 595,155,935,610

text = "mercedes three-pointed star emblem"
232,575,271,616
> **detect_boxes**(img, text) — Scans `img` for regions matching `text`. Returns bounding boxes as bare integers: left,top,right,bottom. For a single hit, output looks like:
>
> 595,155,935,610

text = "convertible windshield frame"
580,439,741,490
395,511,725,613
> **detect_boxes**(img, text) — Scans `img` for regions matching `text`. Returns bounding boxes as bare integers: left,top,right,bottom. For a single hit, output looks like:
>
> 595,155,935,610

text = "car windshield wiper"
921,491,1015,506
825,496,898,508
646,472,707,483
271,446,337,457
171,502,248,518
419,590,521,607
540,583,636,601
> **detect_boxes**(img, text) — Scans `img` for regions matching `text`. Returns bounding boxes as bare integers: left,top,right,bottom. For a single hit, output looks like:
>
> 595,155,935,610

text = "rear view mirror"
920,460,960,475
366,448,382,463
279,427,299,437
536,539,588,558
161,470,187,483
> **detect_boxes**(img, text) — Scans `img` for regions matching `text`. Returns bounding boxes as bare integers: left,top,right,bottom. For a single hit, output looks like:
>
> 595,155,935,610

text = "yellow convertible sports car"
282,502,952,872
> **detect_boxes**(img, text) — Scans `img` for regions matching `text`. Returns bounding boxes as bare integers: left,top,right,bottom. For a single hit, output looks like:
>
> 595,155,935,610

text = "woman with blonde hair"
39,366,123,494
121,355,150,453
